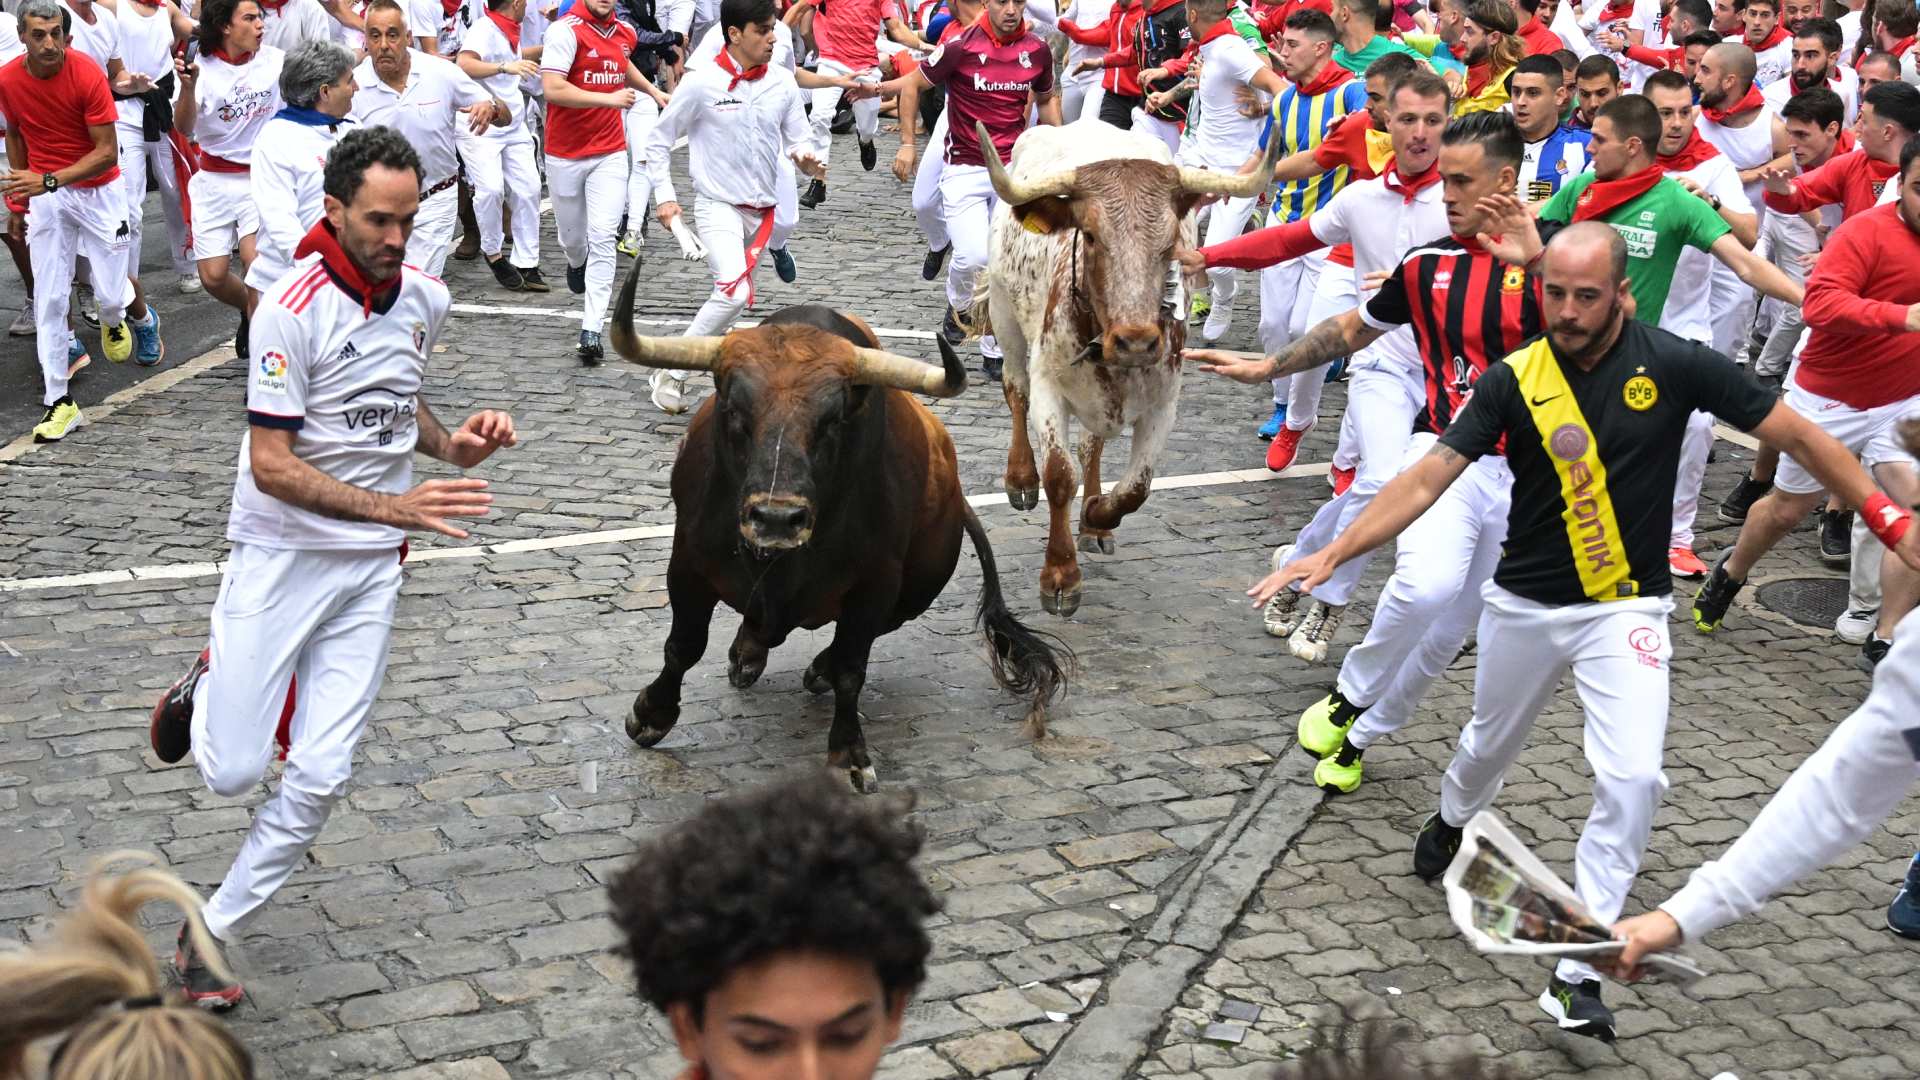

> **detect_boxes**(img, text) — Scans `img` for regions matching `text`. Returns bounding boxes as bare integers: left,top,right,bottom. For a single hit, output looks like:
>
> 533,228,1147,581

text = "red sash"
718,206,779,307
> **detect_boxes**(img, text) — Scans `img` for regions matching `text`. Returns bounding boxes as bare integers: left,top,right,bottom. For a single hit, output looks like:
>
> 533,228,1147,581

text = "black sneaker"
859,138,877,171
771,246,796,283
1718,474,1771,522
940,305,967,347
1821,508,1853,566
1861,635,1892,672
175,924,244,1010
150,649,208,764
518,266,551,293
578,330,604,366
1690,551,1745,633
1412,811,1462,881
922,244,950,281
799,178,828,209
1539,976,1615,1042
566,262,586,295
488,257,525,290
830,99,855,134
234,310,250,361
982,355,1003,382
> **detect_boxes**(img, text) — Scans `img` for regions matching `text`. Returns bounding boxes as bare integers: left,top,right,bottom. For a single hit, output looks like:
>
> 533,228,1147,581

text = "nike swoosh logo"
1530,394,1561,406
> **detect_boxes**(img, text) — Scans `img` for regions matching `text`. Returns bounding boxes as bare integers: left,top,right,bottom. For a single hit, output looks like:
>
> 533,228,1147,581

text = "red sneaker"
1266,423,1312,472
1668,546,1708,579
150,649,209,765
175,923,244,1010
1330,465,1356,496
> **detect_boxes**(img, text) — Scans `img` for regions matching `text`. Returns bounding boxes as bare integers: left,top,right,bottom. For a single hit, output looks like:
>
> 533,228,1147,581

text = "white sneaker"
7,302,33,336
1834,606,1878,645
1202,298,1234,343
1289,601,1346,663
650,369,689,415
177,275,203,295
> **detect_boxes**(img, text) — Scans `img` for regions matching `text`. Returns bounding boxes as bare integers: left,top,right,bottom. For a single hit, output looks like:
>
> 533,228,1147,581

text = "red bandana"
1465,61,1494,98
294,219,401,317
1746,23,1788,50
1657,127,1721,171
1191,19,1239,47
1596,0,1634,22
981,17,1031,45
716,46,768,89
1384,160,1440,202
486,9,521,51
1836,127,1857,153
1867,153,1902,184
1702,82,1764,122
208,47,256,63
1572,162,1664,221
1294,60,1354,96
1890,34,1916,57
256,0,289,11
441,0,461,17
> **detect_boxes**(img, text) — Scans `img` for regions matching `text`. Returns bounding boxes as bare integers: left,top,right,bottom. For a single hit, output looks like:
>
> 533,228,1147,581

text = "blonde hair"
0,853,252,1080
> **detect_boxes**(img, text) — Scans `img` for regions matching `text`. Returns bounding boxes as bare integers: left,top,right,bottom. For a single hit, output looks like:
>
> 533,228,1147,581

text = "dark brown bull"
607,268,1069,791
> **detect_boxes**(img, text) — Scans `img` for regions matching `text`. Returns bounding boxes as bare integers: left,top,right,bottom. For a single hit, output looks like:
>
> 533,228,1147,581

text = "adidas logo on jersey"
333,341,361,364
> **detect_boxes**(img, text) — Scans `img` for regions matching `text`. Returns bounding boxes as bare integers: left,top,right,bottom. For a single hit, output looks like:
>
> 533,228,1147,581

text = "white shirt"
260,0,338,50
646,57,809,208
459,13,531,130
1697,104,1777,211
689,19,796,72
350,50,494,187
1186,31,1266,171
249,114,352,287
234,253,451,551
1321,171,1451,377
192,47,288,162
0,16,20,132
113,0,175,130
1659,154,1749,342
1061,0,1113,80
409,0,444,42
1751,36,1791,87
1761,67,1860,128
60,0,122,66
1578,0,1659,85
1837,8,1862,63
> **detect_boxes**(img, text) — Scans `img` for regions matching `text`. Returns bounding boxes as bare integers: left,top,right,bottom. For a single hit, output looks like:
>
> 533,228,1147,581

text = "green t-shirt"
1538,174,1731,326
1231,6,1269,55
1334,34,1424,74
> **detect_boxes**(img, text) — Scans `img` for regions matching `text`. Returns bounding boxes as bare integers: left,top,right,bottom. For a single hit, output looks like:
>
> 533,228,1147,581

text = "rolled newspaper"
668,214,707,261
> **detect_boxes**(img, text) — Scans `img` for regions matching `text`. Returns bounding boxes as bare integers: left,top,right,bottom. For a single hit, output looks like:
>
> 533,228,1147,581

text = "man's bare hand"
1248,549,1336,604
1473,192,1542,267
448,410,517,468
1,171,46,199
655,200,683,230
1176,248,1206,275
892,143,917,182
1604,910,1682,981
500,57,538,77
389,477,493,538
1183,348,1275,384
463,99,497,133
606,87,638,108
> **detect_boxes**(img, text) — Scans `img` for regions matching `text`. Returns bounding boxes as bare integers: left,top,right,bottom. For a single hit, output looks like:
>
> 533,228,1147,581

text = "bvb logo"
1623,374,1658,411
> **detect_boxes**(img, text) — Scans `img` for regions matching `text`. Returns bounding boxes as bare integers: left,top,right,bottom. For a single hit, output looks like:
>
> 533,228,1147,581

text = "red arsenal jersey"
539,13,638,159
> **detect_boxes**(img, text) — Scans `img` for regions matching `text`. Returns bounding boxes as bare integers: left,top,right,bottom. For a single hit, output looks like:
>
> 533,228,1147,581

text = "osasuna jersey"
193,48,288,162
1516,126,1591,202
540,13,637,159
233,243,450,551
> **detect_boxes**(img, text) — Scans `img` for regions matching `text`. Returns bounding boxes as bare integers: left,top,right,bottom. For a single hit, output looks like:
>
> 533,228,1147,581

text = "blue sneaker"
1889,853,1920,939
771,246,796,283
1257,403,1286,440
132,306,164,367
67,334,90,377
1323,356,1348,383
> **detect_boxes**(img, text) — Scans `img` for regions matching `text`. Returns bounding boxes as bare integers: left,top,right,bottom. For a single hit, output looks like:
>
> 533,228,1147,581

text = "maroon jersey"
920,22,1054,167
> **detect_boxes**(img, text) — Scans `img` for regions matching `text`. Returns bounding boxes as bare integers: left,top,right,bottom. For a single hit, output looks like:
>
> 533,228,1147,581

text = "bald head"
1705,41,1758,88
1546,221,1628,284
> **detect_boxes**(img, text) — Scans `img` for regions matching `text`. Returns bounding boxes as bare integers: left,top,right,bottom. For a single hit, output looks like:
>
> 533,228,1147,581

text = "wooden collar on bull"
1062,230,1181,370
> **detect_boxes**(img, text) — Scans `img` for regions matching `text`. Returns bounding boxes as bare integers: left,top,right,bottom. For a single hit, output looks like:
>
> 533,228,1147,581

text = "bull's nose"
1108,325,1160,359
746,501,810,534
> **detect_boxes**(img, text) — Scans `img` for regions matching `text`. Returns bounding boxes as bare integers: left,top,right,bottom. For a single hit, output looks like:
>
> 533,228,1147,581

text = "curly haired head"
1275,1024,1513,1080
607,769,942,1022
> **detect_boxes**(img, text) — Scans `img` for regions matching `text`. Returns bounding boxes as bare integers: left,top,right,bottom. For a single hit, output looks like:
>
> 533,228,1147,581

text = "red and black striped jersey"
1359,235,1547,439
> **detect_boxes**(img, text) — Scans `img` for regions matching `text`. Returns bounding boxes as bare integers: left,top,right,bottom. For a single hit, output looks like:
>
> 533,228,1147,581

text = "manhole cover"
1754,576,1849,629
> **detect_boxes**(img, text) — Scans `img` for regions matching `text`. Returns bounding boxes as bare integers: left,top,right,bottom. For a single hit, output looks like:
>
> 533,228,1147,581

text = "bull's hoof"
802,662,833,695
1006,486,1039,511
727,656,765,690
1040,581,1083,618
626,691,678,748
1077,531,1116,555
848,763,880,793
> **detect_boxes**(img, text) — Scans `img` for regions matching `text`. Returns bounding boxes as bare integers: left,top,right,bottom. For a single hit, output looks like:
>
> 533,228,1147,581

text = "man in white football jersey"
147,127,517,1009
457,0,549,290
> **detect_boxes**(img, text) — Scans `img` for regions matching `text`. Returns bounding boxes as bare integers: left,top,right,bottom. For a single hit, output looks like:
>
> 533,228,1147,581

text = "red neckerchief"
1657,13,1669,37
1293,60,1354,96
1889,34,1916,58
1746,23,1787,50
256,0,289,11
1384,160,1440,202
1866,151,1902,184
1572,162,1664,221
716,46,768,89
1465,60,1493,98
1702,82,1764,122
1657,127,1721,171
1191,19,1239,47
294,219,401,317
1452,232,1490,252
441,0,461,16
208,47,256,63
1596,0,1634,22
981,16,1031,45
1721,27,1743,38
487,8,521,50
1835,127,1856,153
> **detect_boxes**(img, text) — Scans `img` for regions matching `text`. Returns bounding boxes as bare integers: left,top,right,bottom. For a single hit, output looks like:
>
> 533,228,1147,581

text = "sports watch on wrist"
41,174,59,193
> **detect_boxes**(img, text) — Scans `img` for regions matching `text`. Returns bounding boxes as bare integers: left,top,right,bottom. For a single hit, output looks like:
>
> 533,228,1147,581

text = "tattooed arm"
1184,310,1383,384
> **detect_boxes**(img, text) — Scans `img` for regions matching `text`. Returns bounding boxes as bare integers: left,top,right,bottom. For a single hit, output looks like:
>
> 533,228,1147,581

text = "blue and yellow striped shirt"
1258,77,1370,223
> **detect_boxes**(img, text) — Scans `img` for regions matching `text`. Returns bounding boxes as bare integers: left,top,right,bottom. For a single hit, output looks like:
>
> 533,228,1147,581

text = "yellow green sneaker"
1313,738,1365,794
32,397,85,443
1297,689,1363,758
102,318,133,363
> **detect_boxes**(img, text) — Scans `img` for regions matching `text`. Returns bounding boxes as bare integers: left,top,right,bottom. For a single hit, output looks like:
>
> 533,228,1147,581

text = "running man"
1264,221,1914,1042
147,127,517,1008
1506,53,1591,202
1,0,160,442
109,0,197,310
458,0,550,291
792,0,931,208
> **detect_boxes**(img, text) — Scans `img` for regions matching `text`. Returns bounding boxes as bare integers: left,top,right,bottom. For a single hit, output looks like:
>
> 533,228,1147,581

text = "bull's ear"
1015,197,1075,236
1173,190,1206,221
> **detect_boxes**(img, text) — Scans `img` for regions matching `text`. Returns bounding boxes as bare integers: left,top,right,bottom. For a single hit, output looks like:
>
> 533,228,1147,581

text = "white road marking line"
450,303,939,340
0,462,1329,594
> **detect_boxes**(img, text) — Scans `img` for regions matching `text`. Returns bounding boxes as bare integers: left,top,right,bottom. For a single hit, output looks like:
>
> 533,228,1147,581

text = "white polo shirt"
1307,168,1450,376
1184,30,1266,171
350,50,494,188
645,59,808,209
248,113,353,289
193,47,288,162
235,243,451,551
259,0,338,50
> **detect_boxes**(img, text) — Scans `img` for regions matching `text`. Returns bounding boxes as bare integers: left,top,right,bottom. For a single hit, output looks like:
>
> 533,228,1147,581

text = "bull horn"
975,120,1075,206
849,336,967,398
1176,135,1278,199
607,252,725,371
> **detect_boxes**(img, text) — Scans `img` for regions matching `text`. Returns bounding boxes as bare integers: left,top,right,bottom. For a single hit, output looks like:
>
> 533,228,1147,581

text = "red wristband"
1863,492,1912,549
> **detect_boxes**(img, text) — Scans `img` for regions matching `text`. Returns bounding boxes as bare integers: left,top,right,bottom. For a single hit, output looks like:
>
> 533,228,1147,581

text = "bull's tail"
962,504,1071,739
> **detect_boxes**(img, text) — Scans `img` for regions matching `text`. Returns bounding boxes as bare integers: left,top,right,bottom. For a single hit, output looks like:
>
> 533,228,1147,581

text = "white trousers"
460,127,543,267
1440,583,1675,986
1707,258,1752,358
1062,76,1095,122
623,94,660,228
193,544,402,941
808,57,881,163
1259,250,1326,414
116,122,194,278
1753,210,1816,379
772,158,798,252
1343,443,1512,741
1285,361,1423,606
914,109,950,252
687,197,769,336
1134,110,1182,155
403,184,460,278
548,151,628,332
1199,192,1259,309
28,183,133,405
941,163,1001,357
1670,410,1714,549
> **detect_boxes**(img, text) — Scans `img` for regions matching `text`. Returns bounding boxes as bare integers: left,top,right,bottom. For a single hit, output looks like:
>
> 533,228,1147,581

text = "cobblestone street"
3,130,1917,1080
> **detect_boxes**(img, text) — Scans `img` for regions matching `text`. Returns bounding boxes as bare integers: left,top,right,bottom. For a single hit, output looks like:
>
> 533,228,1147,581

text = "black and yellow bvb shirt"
1438,319,1776,605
